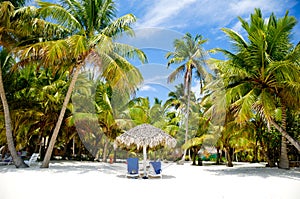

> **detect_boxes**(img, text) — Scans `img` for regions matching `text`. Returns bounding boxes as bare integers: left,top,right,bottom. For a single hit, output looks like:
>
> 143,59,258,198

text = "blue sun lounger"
148,161,162,178
126,157,139,178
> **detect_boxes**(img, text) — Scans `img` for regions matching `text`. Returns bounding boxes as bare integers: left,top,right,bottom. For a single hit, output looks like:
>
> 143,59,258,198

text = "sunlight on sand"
0,161,299,199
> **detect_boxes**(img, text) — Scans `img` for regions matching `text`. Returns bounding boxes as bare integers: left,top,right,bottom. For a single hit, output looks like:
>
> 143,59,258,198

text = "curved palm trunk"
41,65,81,168
0,68,28,168
270,119,300,153
278,105,289,169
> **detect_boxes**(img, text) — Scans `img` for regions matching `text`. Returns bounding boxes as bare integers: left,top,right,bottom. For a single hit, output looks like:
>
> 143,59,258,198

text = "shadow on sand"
116,174,176,179
0,161,125,175
202,163,300,181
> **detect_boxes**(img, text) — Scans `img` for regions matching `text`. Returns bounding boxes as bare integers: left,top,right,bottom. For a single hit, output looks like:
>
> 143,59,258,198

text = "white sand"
0,161,299,199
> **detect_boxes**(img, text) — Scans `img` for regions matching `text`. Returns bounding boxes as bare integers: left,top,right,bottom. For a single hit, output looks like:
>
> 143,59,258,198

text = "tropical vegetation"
210,9,300,168
0,0,299,171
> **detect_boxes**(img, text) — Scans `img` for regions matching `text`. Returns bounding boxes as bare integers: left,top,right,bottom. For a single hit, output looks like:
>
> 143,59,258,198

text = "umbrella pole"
143,145,147,176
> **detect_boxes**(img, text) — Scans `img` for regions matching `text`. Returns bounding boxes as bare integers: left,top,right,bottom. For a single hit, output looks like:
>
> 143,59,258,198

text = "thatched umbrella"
114,123,177,176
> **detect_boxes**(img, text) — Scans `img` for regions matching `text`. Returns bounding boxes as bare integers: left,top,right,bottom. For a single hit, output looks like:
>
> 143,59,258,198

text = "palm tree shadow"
116,174,176,179
204,166,300,180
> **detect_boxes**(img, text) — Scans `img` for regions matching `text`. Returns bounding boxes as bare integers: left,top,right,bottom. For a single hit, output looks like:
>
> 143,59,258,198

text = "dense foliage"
0,1,299,169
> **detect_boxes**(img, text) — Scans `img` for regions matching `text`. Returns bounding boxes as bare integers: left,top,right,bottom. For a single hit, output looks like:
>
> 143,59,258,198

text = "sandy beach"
0,161,299,199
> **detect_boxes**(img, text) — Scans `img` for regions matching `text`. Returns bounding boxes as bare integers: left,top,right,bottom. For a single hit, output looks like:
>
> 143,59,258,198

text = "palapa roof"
114,124,177,150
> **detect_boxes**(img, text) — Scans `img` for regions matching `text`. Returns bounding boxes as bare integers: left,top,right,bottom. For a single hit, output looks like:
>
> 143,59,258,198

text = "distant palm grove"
0,0,299,169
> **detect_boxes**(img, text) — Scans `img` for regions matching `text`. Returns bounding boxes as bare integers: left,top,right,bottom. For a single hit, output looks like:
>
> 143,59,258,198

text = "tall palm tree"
0,1,30,168
0,1,69,168
166,33,210,161
18,0,146,168
181,98,210,165
0,48,29,167
215,9,300,169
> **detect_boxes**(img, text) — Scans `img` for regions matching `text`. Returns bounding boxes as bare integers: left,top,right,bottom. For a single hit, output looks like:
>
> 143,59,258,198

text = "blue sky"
33,0,300,102
114,0,300,103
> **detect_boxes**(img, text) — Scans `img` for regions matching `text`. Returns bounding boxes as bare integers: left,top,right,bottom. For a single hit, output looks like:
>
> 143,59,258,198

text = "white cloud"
117,27,184,51
229,0,289,16
136,0,196,28
139,85,157,92
231,21,243,33
138,63,182,91
133,0,297,30
145,74,168,84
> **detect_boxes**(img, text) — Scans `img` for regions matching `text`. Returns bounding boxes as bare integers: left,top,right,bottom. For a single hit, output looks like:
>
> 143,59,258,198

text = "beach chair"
126,157,139,178
0,157,13,166
24,153,39,166
148,161,162,178
0,153,13,166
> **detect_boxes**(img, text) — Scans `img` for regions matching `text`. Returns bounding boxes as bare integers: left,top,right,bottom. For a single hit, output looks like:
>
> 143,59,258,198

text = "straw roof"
114,124,177,150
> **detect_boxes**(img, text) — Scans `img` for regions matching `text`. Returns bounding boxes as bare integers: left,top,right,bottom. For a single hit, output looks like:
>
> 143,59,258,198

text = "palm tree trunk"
0,68,28,168
252,138,259,163
225,147,233,167
258,136,276,167
181,76,191,161
270,119,300,152
41,65,81,168
191,147,196,165
278,104,289,169
216,147,220,165
279,137,289,168
102,139,109,162
93,134,103,161
113,149,117,163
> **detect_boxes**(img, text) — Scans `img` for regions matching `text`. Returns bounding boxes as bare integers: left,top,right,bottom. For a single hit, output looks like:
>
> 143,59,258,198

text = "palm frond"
67,35,88,59
37,0,83,34
167,64,185,83
231,88,257,123
94,49,143,94
221,28,248,51
113,42,147,64
167,56,185,66
268,11,296,57
102,14,136,37
0,1,14,27
182,134,214,149
253,90,276,123
91,33,113,52
18,39,69,66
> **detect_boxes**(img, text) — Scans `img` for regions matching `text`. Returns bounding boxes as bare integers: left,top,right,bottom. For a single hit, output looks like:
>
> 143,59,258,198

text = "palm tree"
0,0,27,7
18,0,146,168
215,9,300,169
126,97,161,125
20,66,70,158
0,1,31,168
0,1,69,168
125,96,180,133
181,98,210,165
166,33,210,161
94,81,123,161
0,48,28,167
